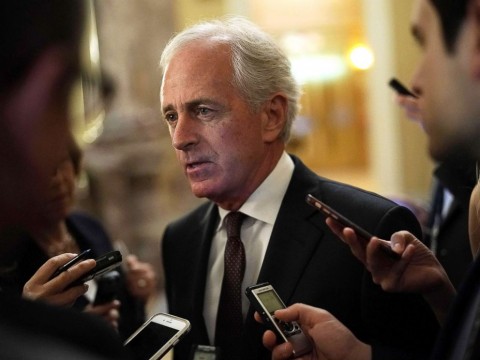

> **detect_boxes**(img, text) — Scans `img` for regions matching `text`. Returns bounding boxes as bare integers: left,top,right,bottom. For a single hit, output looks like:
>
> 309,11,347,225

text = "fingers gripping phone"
388,78,418,98
246,282,312,358
71,250,123,286
124,313,191,360
306,194,400,259
49,249,92,279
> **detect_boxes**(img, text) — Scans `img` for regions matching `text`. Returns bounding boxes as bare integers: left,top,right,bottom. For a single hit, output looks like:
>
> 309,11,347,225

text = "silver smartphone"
124,313,191,360
246,282,312,358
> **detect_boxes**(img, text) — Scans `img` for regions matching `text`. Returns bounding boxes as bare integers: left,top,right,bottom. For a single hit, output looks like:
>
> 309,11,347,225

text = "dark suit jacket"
425,161,476,289
162,155,439,360
430,252,480,359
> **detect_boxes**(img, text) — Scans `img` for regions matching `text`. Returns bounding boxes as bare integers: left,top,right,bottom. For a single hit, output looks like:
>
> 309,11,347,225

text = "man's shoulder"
290,154,399,208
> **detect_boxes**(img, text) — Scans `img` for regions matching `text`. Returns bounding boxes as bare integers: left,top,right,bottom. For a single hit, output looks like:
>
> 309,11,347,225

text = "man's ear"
261,93,288,143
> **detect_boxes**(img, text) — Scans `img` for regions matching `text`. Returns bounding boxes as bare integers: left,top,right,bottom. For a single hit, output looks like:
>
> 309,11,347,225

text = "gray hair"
159,16,301,142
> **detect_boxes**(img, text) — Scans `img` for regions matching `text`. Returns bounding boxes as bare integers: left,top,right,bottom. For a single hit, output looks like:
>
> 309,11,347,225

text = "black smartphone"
190,345,220,360
124,313,191,360
246,282,312,358
50,249,92,279
388,78,417,98
93,270,121,305
71,250,122,286
306,194,400,259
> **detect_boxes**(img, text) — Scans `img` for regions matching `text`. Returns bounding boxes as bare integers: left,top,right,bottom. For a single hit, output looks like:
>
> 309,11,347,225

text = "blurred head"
0,0,85,229
159,17,300,209
410,0,480,161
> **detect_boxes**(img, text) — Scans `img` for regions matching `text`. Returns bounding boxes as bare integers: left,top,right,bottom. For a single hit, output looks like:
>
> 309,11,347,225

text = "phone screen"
257,289,284,315
124,322,179,360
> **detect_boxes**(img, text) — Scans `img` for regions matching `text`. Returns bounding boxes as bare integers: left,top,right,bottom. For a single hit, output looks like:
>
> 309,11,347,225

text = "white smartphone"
124,313,191,360
246,282,312,358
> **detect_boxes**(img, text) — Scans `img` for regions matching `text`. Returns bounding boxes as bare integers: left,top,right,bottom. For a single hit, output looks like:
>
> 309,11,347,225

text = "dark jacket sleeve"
67,212,146,340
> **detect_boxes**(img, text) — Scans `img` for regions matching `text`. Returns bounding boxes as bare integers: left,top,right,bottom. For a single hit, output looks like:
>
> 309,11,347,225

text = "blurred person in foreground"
0,1,128,358
159,16,438,360
262,0,480,359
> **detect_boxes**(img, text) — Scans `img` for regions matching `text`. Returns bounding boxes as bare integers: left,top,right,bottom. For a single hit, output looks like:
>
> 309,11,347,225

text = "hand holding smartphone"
49,249,92,279
246,282,312,358
124,313,191,360
50,249,123,287
306,194,400,259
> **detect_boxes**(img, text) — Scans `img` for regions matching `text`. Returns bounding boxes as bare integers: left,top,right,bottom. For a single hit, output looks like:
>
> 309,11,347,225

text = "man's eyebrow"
162,104,175,115
162,99,223,114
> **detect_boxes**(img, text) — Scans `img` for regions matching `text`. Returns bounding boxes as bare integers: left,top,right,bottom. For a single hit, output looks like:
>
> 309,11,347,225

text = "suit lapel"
256,156,326,304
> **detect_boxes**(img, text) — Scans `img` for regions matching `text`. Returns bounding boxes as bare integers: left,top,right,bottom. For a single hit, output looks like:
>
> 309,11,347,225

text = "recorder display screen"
258,289,284,314
124,322,178,360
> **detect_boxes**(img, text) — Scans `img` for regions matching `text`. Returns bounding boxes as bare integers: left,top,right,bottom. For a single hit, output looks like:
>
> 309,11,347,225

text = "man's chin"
190,183,211,199
428,139,476,163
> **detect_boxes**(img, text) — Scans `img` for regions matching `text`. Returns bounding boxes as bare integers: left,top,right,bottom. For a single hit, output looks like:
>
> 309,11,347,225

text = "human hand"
258,303,371,360
23,253,96,307
125,254,157,301
84,300,121,330
326,218,455,324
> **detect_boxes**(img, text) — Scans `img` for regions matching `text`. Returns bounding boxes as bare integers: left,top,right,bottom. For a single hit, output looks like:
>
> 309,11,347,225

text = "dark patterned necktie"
215,212,246,359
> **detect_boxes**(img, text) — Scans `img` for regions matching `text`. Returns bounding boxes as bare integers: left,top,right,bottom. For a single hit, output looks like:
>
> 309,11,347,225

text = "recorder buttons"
279,321,301,337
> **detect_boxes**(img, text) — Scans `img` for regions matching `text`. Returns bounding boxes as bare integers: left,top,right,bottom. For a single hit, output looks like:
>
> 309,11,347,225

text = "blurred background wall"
75,0,433,311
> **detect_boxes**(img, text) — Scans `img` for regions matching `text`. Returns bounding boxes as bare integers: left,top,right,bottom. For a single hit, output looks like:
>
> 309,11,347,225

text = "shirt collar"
217,152,294,227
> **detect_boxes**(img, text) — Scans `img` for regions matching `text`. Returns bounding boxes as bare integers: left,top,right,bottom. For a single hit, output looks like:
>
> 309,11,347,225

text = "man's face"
410,0,480,160
161,40,279,210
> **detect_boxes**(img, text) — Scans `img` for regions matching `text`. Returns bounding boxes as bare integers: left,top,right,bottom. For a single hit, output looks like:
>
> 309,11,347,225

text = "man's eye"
164,113,177,124
198,107,212,116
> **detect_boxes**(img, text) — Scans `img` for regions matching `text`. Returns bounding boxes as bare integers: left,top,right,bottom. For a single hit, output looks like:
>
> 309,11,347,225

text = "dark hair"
429,0,469,52
0,0,84,94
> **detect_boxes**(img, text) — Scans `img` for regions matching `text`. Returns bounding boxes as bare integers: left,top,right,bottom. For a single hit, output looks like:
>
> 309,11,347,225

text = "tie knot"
225,212,245,238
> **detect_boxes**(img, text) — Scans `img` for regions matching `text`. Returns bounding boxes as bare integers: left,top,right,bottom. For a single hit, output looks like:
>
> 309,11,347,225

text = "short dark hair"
0,0,84,94
429,0,469,52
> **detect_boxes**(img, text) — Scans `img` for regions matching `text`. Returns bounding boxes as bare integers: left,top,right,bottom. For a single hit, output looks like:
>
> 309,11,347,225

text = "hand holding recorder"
259,303,371,360
246,282,312,358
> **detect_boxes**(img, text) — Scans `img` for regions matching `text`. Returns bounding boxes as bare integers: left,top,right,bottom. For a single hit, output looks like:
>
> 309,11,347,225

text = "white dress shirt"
203,152,294,344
